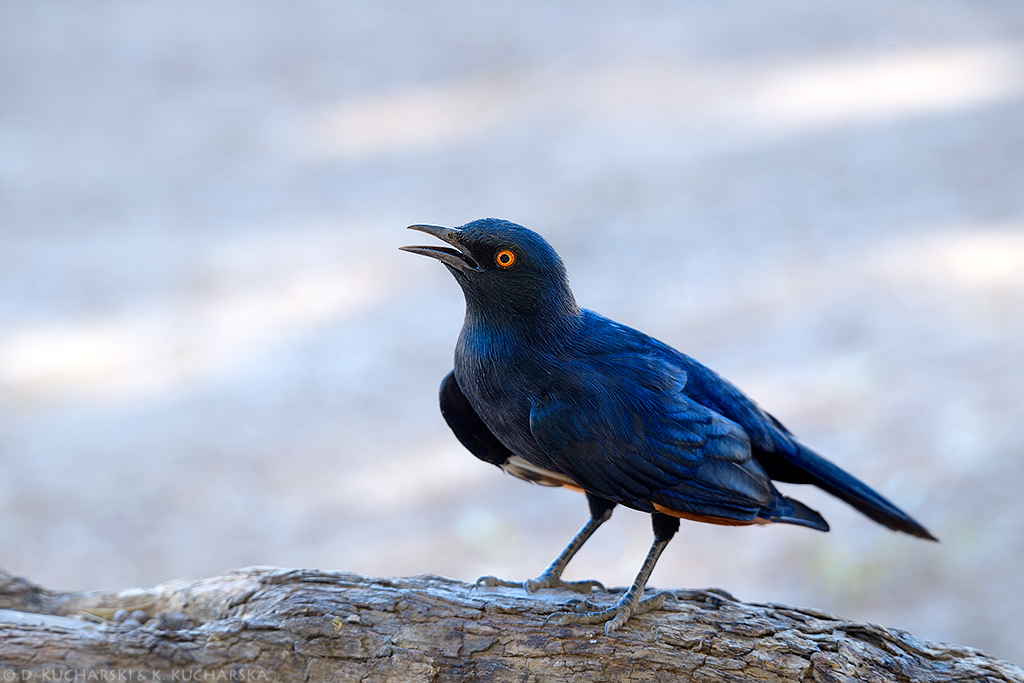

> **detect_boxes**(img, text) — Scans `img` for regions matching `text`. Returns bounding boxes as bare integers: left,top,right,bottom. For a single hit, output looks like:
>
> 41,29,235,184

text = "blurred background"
2,0,1023,664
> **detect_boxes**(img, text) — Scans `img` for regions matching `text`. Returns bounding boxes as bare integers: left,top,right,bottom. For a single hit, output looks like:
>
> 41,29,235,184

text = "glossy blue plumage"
406,218,935,538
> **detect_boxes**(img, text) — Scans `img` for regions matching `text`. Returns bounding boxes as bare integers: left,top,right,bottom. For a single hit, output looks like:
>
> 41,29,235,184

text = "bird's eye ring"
495,249,516,268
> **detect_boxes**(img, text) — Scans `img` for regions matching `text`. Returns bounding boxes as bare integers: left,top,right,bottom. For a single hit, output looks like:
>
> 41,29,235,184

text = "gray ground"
2,0,1023,665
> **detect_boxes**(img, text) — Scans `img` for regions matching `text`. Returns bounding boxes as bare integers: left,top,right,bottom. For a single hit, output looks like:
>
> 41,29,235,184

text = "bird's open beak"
400,224,482,272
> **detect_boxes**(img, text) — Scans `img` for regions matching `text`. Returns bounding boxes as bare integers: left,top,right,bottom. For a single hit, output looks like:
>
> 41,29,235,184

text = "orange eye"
495,249,516,268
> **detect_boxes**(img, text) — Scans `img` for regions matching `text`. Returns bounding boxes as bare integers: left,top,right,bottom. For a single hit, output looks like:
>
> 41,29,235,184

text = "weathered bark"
1,566,1021,682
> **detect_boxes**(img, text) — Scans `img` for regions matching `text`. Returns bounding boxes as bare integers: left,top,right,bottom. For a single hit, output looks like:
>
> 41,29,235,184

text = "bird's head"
401,218,579,325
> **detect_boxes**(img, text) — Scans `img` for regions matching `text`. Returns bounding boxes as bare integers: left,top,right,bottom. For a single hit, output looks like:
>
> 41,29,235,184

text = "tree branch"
1,566,1021,682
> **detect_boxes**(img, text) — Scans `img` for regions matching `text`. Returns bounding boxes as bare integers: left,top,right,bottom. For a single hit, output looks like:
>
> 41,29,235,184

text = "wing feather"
528,368,777,523
439,370,512,466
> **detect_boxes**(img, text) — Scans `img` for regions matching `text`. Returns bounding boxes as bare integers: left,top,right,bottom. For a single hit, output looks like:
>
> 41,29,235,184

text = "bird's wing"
439,370,513,466
439,370,582,489
527,370,781,524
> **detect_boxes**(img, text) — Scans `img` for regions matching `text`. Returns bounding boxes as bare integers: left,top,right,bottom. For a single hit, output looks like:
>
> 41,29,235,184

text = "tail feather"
784,444,937,541
759,485,830,531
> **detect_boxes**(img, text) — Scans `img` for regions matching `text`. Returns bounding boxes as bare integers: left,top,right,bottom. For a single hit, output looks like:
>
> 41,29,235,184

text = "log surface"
1,566,1021,682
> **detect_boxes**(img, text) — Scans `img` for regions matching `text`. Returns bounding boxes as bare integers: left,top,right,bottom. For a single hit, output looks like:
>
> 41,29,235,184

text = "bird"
401,218,936,633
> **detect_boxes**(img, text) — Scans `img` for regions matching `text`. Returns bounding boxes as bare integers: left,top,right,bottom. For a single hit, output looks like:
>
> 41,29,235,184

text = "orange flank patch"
501,457,772,526
652,503,770,526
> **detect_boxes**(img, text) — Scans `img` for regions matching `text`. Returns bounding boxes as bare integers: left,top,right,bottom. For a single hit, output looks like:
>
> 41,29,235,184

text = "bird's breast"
454,333,560,470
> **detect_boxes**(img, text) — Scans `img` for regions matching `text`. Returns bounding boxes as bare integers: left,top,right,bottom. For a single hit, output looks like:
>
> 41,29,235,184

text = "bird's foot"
524,571,605,595
475,575,522,590
476,572,605,595
673,588,733,608
546,589,676,633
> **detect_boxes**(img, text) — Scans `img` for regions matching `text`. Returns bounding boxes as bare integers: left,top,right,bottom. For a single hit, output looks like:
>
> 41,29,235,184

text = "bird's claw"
476,572,605,595
547,590,676,633
674,588,730,608
524,573,605,595
563,597,603,612
475,575,523,589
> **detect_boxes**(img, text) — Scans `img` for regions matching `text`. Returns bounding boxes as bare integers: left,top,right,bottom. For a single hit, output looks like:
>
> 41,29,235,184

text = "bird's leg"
549,512,680,633
522,504,610,594
477,494,615,595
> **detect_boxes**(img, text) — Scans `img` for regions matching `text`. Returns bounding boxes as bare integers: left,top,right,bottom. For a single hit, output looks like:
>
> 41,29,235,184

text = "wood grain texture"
2,567,1021,682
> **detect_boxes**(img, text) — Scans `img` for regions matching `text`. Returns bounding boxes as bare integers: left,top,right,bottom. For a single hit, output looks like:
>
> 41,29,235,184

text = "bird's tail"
761,492,830,532
787,443,937,541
